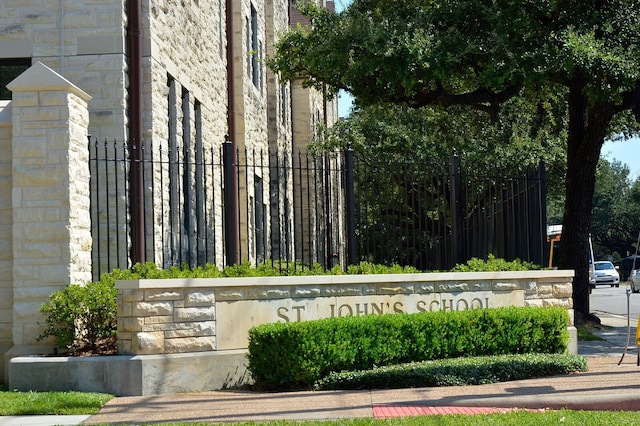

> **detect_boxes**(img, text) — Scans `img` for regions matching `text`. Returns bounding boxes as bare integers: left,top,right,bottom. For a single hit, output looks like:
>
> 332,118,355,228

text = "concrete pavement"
2,310,640,425
81,355,640,424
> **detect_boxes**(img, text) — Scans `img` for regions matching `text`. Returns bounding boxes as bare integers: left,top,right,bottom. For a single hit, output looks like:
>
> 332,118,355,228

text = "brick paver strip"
373,405,527,418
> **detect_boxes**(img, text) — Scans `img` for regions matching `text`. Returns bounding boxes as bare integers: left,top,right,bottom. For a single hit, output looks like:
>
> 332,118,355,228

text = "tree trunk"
557,87,615,322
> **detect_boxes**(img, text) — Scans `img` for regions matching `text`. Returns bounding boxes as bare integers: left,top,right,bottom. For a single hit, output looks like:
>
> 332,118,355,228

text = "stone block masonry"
6,62,93,352
118,287,216,355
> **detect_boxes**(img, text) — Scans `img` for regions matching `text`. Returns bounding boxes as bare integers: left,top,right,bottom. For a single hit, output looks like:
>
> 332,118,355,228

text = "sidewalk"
81,357,640,424
82,311,640,424
3,311,640,425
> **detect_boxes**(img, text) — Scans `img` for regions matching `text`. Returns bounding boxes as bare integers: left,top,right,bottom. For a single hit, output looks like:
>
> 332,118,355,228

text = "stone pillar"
5,62,92,356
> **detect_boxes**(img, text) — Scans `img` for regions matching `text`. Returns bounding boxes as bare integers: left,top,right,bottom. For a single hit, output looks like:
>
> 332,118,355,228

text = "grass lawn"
231,412,640,425
577,323,608,341
0,384,113,416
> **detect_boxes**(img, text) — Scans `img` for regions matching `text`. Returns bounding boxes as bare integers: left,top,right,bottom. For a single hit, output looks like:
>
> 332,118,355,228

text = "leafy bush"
247,306,570,390
451,254,542,272
314,353,587,390
37,279,117,355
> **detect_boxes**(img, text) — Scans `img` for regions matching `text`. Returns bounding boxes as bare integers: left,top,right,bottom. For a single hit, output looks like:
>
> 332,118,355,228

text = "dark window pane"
0,59,31,100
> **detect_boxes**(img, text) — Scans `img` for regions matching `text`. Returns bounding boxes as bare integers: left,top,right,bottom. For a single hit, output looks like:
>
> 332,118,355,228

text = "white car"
631,269,640,293
592,261,620,288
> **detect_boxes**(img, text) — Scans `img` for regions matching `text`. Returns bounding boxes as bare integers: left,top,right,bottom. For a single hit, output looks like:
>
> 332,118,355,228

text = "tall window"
194,100,205,263
167,75,180,264
246,4,261,88
0,59,30,100
280,84,289,126
182,87,193,242
254,175,265,262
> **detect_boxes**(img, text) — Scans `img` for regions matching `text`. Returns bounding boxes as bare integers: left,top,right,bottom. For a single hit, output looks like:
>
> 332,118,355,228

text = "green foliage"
345,262,421,275
272,0,640,110
314,353,586,390
36,261,216,353
590,158,640,260
247,306,570,390
321,100,567,182
451,254,542,272
37,279,117,354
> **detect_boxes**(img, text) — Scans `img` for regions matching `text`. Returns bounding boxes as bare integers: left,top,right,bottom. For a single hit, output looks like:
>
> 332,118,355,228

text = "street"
590,281,640,321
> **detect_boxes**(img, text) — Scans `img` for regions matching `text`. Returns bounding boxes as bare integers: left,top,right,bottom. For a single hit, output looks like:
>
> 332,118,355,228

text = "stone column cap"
6,61,91,102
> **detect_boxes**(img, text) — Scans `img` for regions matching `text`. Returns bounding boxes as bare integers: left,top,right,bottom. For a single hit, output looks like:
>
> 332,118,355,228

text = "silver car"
592,261,620,288
631,269,640,293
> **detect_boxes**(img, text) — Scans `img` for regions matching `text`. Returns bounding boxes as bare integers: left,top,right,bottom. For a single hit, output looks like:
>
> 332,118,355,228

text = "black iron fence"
349,151,546,271
89,137,546,279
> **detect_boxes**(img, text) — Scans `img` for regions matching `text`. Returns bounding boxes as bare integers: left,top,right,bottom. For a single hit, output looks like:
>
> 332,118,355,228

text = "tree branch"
408,83,523,120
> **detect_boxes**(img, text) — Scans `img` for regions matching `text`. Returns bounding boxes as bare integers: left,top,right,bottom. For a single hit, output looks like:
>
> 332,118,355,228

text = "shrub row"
314,353,587,390
247,306,570,390
38,256,535,354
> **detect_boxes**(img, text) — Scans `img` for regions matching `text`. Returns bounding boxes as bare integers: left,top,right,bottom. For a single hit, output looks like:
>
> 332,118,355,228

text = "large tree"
271,0,640,321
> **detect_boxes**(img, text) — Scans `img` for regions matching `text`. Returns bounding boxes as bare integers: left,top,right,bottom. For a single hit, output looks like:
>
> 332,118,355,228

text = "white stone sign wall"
116,270,572,355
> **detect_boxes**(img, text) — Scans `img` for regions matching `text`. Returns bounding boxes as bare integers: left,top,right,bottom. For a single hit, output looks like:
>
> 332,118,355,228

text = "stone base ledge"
8,350,250,396
6,326,577,396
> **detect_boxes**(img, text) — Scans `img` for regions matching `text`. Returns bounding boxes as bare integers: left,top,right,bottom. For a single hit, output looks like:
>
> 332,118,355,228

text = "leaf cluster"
276,0,640,110
451,254,542,272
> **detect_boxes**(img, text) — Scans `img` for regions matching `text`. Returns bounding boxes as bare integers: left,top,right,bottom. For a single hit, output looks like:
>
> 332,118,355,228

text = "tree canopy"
275,1,640,115
270,0,640,320
590,159,640,259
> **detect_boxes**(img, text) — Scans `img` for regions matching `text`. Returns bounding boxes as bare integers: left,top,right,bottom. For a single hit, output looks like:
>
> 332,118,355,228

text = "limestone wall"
116,270,575,355
147,0,230,269
0,0,128,139
0,102,12,357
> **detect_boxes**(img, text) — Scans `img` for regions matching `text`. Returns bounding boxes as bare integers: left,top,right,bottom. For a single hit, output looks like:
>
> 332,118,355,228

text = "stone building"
0,0,338,382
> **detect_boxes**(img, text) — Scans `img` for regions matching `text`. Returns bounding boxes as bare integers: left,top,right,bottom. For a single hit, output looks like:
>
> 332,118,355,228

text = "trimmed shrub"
314,354,587,390
247,306,570,390
37,279,118,355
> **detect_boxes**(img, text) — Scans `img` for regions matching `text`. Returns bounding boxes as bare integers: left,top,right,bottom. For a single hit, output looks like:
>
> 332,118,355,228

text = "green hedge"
315,353,587,390
247,306,570,390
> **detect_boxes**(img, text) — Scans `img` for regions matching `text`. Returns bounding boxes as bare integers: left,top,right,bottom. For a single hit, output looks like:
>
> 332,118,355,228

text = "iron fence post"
538,160,548,267
345,147,356,266
449,153,463,266
223,136,239,265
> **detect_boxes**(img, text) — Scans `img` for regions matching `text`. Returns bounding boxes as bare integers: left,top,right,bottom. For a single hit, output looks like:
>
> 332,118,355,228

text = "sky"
601,138,640,180
334,0,640,180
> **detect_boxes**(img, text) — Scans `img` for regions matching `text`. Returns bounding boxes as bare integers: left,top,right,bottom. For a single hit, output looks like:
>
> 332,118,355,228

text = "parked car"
592,261,620,288
631,269,640,293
